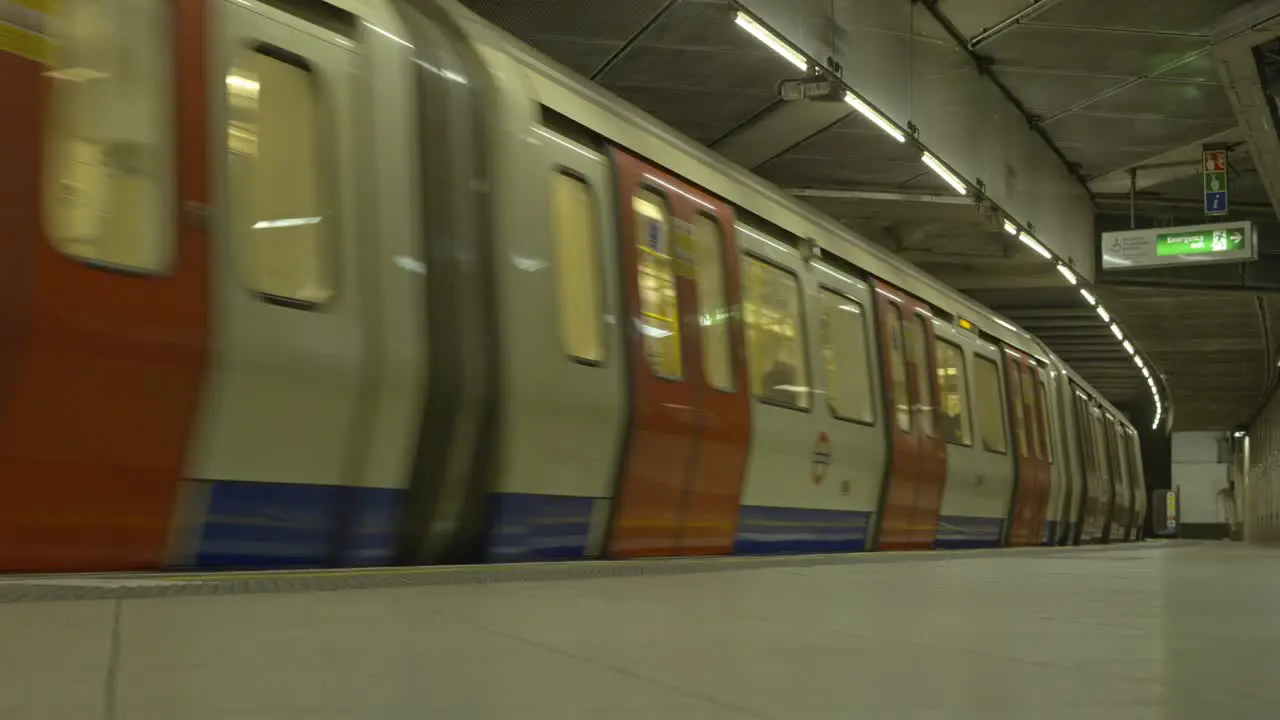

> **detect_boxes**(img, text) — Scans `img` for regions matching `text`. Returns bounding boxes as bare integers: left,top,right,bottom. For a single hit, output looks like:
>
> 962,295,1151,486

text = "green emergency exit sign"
1155,227,1247,257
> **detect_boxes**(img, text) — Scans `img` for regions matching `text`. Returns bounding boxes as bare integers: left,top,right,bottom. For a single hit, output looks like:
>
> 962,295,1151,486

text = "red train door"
1002,348,1048,546
871,282,945,550
0,0,209,570
606,149,751,558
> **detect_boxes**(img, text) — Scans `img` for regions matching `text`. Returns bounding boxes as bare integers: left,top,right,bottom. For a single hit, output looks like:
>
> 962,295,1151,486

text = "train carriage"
0,0,1145,572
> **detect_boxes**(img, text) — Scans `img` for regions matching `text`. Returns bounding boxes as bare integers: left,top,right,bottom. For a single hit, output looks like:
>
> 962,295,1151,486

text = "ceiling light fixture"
1080,288,1096,305
844,93,905,143
1097,305,1111,323
1017,231,1052,260
1110,323,1123,340
734,11,807,71
1003,219,1018,236
1142,366,1150,378
1056,264,1078,285
1123,340,1134,355
921,152,967,195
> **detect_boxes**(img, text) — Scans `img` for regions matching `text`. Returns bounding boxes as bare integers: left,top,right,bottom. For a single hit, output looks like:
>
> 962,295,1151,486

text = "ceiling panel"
1153,50,1223,82
993,68,1128,117
1078,77,1235,121
933,0,1035,39
756,155,925,188
599,45,793,93
632,0,754,51
603,84,777,144
778,120,923,165
1028,0,1254,35
980,24,1207,76
1044,113,1235,154
462,0,671,44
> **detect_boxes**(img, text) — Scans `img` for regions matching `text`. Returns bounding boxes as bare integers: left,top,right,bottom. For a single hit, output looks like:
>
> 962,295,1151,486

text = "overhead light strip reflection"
921,152,967,195
1017,231,1052,260
844,93,905,143
734,11,807,71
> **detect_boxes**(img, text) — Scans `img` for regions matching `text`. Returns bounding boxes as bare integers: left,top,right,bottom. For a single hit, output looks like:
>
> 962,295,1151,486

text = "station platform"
2,541,1274,719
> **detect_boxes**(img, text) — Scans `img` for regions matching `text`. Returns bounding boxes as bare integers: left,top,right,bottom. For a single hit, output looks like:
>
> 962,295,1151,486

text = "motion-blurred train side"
0,0,1145,572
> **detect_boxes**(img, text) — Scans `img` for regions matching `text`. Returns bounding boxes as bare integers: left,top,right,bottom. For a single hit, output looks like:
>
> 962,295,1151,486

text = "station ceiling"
462,0,1280,431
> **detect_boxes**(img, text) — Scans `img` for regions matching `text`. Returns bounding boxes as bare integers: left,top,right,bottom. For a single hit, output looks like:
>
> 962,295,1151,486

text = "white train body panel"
936,324,1016,543
479,42,628,559
179,0,374,566
733,227,886,538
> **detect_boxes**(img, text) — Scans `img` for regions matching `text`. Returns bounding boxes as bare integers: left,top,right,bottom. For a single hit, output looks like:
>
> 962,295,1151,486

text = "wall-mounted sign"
1203,148,1228,216
1101,221,1257,271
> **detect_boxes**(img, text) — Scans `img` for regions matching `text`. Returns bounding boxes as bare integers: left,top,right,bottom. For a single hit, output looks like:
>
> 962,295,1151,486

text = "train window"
885,305,911,431
974,356,1007,453
550,172,604,363
694,214,733,391
1038,379,1054,463
1009,363,1029,458
43,0,175,273
818,289,874,424
1022,367,1043,460
227,48,334,306
935,341,971,446
743,255,809,409
633,189,681,379
904,315,935,436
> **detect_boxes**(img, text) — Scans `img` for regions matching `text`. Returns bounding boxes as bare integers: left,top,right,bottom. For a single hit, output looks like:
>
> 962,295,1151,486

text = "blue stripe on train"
191,480,403,569
484,493,596,563
733,506,871,555
934,515,1004,549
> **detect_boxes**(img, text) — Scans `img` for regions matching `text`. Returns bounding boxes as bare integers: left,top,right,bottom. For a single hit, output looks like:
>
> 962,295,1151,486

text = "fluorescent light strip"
1142,367,1150,378
1123,340,1134,354
1110,323,1123,340
1097,305,1111,323
844,93,905,143
1003,219,1018,236
1135,355,1144,369
1056,264,1078,285
921,152,967,195
1017,231,1052,260
1080,288,1096,305
734,11,807,71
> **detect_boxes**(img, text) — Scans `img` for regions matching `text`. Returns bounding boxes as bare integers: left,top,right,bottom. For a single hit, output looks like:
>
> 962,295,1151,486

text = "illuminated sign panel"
1102,221,1256,270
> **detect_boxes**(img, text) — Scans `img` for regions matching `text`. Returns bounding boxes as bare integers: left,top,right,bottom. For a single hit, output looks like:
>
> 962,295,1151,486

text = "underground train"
0,0,1146,572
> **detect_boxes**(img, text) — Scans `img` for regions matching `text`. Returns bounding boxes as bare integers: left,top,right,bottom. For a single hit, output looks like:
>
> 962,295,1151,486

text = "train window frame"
693,211,735,393
632,184,683,381
934,339,973,448
817,285,876,427
885,303,912,432
42,0,177,277
549,167,607,367
1038,376,1055,464
226,42,341,311
906,311,936,438
741,251,812,413
973,354,1008,455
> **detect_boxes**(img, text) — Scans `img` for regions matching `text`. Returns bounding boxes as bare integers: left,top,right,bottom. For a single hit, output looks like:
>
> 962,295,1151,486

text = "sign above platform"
1203,148,1228,216
1101,221,1257,271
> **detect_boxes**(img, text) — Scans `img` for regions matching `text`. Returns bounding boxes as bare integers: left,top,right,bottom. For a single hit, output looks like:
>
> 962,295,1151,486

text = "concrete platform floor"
2,541,1277,719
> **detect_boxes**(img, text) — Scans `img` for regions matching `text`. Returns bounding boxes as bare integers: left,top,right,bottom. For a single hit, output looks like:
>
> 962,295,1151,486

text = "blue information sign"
1205,191,1228,215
